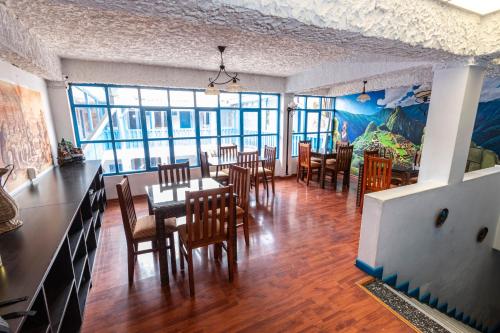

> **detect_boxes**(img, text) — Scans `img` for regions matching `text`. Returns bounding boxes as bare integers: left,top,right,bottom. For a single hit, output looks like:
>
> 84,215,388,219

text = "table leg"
261,160,268,197
320,155,327,189
254,171,259,204
233,196,238,263
155,212,169,285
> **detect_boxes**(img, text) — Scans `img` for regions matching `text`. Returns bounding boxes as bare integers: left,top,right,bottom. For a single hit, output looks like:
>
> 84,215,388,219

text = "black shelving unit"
0,161,107,333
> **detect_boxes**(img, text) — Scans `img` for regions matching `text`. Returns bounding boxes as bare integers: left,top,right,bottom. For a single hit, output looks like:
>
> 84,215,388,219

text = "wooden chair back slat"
336,144,354,172
158,162,191,186
219,145,238,160
116,176,137,244
199,151,210,178
363,156,392,192
263,145,277,173
185,186,234,247
298,142,312,168
237,151,259,179
229,164,250,211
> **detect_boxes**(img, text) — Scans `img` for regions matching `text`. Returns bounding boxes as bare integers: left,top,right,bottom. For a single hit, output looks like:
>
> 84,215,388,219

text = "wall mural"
333,77,500,174
0,81,53,191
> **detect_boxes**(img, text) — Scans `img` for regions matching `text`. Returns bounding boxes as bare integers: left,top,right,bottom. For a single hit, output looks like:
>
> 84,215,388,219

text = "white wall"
0,59,58,193
358,166,500,328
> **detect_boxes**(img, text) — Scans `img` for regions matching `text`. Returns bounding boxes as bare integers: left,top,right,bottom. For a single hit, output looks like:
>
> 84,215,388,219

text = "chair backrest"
414,150,422,167
158,162,191,186
298,142,312,167
263,145,277,174
336,144,354,171
229,164,250,211
184,185,235,247
219,144,238,161
237,151,259,178
336,141,349,148
299,139,311,145
363,156,392,192
116,176,137,244
364,149,379,161
199,151,210,178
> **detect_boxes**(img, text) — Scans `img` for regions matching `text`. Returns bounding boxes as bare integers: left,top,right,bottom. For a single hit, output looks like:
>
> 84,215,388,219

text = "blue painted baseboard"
355,259,383,279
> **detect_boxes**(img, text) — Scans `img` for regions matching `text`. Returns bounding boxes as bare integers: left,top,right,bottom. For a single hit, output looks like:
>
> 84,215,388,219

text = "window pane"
74,107,111,141
171,109,195,137
220,93,239,107
318,133,332,150
71,86,106,105
140,89,168,106
108,87,139,105
200,137,218,156
262,95,278,108
148,140,171,167
241,94,259,108
306,134,319,149
199,110,218,137
306,97,320,109
291,134,303,157
293,110,306,133
115,141,146,172
243,112,258,135
82,142,116,173
196,92,218,107
322,97,334,109
220,109,240,136
320,111,333,132
307,112,319,132
261,135,277,151
221,136,239,148
111,108,142,139
261,110,278,134
145,110,168,138
294,96,305,109
243,136,258,152
173,139,197,166
170,90,194,107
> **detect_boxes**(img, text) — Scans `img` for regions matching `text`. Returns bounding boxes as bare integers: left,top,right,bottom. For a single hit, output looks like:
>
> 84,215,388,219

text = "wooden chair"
229,165,251,245
177,185,235,297
325,144,353,189
325,141,351,165
237,151,260,199
409,150,421,184
258,145,277,195
116,176,177,285
158,161,190,186
216,144,238,176
300,139,320,163
360,156,392,210
200,151,228,184
296,142,321,186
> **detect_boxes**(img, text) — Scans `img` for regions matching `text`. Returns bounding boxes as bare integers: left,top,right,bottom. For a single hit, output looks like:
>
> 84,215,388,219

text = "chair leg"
243,212,249,246
333,171,338,189
271,176,275,194
187,249,195,297
169,233,176,275
127,250,135,285
227,241,234,283
178,233,184,271
151,240,157,251
306,168,311,186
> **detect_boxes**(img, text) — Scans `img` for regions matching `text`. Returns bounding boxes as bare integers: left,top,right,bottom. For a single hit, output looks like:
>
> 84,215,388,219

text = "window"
292,95,335,157
69,84,280,174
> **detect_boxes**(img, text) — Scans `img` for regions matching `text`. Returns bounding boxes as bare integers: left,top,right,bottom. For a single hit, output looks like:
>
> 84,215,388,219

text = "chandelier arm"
209,69,224,84
211,77,237,85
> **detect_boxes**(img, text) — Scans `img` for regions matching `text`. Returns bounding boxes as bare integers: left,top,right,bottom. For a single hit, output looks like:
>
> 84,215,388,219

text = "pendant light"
205,46,242,95
357,80,371,103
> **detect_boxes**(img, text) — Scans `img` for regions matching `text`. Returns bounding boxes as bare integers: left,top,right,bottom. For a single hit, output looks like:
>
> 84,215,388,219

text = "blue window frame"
291,95,336,157
69,84,280,175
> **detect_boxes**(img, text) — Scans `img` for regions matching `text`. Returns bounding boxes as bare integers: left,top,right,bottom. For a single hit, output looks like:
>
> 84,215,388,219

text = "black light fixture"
357,80,371,103
284,101,298,175
205,46,242,95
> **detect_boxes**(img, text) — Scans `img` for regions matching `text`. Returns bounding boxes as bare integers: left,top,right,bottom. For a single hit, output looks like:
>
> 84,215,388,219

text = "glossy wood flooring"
82,177,412,332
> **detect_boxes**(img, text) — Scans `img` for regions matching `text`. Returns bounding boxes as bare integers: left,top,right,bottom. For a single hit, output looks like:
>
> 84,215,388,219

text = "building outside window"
69,84,280,174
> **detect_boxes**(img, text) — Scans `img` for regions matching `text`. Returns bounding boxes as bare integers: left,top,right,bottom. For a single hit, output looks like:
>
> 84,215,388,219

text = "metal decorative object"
0,164,22,234
435,208,448,227
205,46,241,95
415,90,431,103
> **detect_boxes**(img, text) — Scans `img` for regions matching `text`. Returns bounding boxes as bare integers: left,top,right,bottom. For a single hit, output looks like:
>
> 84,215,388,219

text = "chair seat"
208,206,246,218
218,168,230,176
326,158,336,165
257,166,272,175
133,215,177,240
210,171,228,179
178,219,225,245
311,157,321,162
310,161,321,168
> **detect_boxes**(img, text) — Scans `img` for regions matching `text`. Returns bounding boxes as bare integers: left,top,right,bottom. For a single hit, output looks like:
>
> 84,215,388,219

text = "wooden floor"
82,177,412,332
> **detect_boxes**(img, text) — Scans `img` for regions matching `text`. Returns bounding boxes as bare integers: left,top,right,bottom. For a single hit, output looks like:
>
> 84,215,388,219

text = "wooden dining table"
356,163,419,207
146,178,238,285
311,147,337,189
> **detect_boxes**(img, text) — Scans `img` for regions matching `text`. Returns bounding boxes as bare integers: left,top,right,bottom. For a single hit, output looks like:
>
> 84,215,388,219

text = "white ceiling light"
441,0,500,15
357,80,371,103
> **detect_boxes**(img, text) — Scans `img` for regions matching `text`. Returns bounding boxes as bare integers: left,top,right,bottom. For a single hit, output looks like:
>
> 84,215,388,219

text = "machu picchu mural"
333,77,500,174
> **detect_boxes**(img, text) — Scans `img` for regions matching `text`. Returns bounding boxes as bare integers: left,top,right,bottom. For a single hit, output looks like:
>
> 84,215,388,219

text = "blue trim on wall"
419,292,431,304
396,281,409,294
408,287,420,298
447,308,456,318
437,302,448,313
382,274,397,287
354,259,383,279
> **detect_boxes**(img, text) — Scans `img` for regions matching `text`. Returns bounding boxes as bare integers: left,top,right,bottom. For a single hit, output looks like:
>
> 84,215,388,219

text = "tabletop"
207,155,266,167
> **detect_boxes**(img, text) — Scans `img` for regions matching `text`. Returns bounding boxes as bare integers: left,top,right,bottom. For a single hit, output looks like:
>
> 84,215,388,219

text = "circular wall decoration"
477,227,488,243
435,208,449,227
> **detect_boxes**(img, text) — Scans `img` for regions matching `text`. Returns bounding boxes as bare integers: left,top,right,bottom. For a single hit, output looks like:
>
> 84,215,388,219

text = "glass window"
291,134,303,157
171,109,195,137
307,112,319,132
173,139,197,165
320,111,333,132
108,87,139,105
220,109,240,136
111,108,142,139
294,96,306,109
293,110,306,133
72,86,106,105
262,95,278,109
243,136,258,151
322,97,334,110
82,143,116,173
170,90,194,107
200,137,218,156
199,110,217,137
115,141,146,172
196,92,218,107
148,140,170,167
306,97,320,109
243,112,258,135
145,111,168,138
261,135,277,151
220,93,239,107
241,94,260,108
141,89,168,106
261,110,278,134
221,136,240,147
74,107,111,141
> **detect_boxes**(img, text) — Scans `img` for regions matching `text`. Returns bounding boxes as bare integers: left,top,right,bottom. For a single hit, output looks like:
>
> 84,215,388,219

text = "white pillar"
281,93,294,176
418,65,485,185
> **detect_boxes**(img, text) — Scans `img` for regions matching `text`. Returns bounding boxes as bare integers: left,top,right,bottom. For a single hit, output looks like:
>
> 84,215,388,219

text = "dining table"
146,178,238,285
310,147,337,189
208,154,267,202
356,163,419,207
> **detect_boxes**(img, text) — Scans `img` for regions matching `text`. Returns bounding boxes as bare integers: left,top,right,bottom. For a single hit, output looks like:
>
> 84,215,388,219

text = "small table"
146,178,237,285
356,163,419,207
311,148,337,189
208,155,267,202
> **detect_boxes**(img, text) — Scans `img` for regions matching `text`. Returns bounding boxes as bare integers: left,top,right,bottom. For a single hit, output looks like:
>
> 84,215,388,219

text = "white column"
418,65,485,185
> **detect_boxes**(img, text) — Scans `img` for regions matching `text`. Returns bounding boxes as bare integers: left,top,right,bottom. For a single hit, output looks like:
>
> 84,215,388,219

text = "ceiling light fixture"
440,0,500,15
357,80,371,103
205,46,242,95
